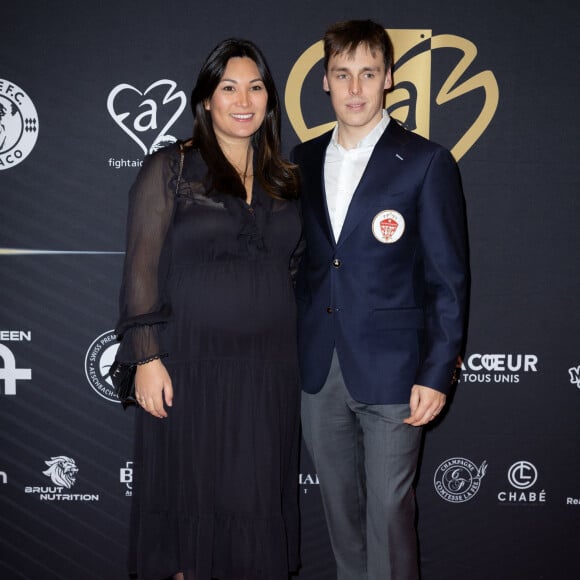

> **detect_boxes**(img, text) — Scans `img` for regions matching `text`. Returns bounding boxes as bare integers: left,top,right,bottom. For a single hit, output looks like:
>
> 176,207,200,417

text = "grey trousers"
301,352,422,580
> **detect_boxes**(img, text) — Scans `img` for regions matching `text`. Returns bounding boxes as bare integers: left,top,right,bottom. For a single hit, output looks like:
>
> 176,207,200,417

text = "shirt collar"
329,109,391,152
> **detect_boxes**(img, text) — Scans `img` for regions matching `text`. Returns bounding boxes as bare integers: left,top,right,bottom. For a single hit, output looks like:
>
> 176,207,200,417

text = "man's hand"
134,359,173,418
403,384,446,426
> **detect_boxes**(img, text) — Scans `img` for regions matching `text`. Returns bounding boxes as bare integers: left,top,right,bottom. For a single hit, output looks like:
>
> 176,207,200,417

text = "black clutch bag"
108,360,137,409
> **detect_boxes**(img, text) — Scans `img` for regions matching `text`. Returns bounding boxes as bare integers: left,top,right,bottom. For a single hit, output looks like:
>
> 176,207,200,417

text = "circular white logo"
0,79,39,170
371,210,405,243
508,461,538,490
84,330,121,403
434,457,488,503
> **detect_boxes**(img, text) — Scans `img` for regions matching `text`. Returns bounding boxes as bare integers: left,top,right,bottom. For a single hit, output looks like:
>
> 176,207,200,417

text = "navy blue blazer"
291,120,469,404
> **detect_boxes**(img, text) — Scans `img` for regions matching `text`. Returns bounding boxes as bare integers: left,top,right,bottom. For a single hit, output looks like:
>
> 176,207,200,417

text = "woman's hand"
134,359,173,418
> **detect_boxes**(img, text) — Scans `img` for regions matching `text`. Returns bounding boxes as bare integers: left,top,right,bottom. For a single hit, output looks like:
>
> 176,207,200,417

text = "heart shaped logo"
107,80,187,155
480,354,498,371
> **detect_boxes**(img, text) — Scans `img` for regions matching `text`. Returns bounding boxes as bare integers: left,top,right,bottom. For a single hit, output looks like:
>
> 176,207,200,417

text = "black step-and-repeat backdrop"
2,1,579,578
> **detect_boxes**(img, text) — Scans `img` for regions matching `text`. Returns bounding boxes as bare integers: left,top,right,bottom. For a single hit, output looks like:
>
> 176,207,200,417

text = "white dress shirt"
324,110,390,241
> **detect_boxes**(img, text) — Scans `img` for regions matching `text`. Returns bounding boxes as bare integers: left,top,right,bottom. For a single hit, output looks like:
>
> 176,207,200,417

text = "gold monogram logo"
285,29,499,160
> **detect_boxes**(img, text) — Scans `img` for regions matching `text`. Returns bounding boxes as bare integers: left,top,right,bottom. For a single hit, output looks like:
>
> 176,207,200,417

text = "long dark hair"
190,38,299,200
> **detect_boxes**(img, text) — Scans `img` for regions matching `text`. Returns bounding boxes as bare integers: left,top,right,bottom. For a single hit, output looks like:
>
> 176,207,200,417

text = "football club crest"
0,79,39,170
372,210,405,244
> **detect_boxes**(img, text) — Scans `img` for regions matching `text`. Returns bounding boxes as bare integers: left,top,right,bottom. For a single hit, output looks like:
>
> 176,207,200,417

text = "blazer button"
326,307,333,314
332,259,341,268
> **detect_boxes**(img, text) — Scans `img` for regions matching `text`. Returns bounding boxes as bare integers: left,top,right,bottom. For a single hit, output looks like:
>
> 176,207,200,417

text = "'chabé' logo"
285,29,499,161
497,460,546,505
107,80,187,155
0,79,39,170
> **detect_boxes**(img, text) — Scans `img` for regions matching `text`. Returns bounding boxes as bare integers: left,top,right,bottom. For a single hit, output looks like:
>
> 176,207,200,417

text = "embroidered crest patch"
371,210,405,243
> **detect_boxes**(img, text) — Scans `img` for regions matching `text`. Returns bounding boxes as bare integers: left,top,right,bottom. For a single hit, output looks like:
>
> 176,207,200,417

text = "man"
292,20,469,580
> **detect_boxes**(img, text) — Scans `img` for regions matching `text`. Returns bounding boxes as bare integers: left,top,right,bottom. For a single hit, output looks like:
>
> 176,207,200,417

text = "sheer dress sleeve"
115,147,178,365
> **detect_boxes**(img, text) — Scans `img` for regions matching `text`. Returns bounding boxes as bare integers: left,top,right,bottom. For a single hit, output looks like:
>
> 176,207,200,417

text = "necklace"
238,146,252,182
220,141,253,201
238,147,253,205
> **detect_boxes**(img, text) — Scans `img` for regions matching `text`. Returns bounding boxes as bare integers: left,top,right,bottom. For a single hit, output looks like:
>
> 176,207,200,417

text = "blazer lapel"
305,132,335,248
336,120,409,247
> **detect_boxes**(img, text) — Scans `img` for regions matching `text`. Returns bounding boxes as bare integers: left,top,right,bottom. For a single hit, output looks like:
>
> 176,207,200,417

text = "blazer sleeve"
414,147,469,393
